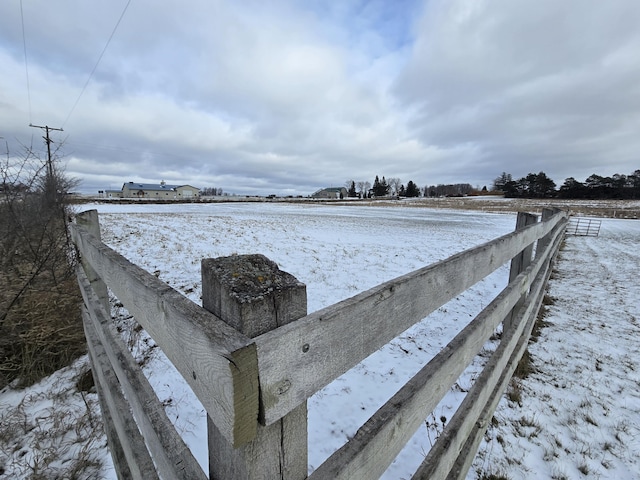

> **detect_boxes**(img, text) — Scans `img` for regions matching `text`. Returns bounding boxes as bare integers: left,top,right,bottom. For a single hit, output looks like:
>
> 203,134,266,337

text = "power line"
61,0,133,128
20,0,32,124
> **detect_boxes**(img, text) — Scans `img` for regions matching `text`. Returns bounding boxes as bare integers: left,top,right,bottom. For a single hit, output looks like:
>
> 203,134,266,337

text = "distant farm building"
311,187,348,199
100,181,200,199
102,189,123,199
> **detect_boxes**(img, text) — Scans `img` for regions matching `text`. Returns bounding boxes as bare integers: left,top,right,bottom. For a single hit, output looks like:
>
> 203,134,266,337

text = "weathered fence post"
202,254,308,480
504,212,538,332
75,210,109,314
537,207,560,257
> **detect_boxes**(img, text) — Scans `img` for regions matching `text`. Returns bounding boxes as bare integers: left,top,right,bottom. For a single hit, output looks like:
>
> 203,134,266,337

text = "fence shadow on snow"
70,207,568,480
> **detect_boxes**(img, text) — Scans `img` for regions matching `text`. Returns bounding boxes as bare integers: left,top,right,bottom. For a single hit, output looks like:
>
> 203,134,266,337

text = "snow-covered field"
1,201,638,479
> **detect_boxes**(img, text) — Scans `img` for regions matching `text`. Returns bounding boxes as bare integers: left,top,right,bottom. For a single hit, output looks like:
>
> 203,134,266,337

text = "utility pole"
29,123,63,203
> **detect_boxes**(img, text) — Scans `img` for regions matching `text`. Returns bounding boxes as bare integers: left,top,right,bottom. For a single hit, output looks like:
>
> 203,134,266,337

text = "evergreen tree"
505,172,556,198
372,175,389,197
380,176,389,196
405,180,420,197
493,172,513,192
531,172,556,197
372,175,380,195
558,177,586,198
348,181,357,198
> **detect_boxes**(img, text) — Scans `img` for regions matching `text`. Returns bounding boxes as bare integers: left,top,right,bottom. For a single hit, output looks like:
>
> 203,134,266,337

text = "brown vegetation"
1,147,84,389
346,196,640,218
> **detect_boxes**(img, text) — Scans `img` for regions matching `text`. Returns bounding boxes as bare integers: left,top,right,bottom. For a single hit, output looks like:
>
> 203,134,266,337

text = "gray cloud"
395,0,640,184
1,0,638,196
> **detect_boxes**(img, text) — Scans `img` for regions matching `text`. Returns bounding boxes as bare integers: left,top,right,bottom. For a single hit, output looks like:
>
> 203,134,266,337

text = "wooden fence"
71,207,568,480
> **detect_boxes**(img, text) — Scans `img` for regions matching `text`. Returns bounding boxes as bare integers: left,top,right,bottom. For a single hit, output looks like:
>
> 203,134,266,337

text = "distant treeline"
200,187,224,196
494,170,640,199
202,169,640,201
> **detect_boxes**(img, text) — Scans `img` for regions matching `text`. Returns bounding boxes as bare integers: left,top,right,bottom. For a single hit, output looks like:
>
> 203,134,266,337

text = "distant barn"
311,187,347,199
118,181,200,199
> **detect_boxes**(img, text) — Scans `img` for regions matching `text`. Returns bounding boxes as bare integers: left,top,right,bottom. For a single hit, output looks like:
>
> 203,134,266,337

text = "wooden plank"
77,268,207,480
84,308,160,480
444,248,557,480
413,228,561,480
307,219,566,480
86,350,134,480
71,222,258,447
308,219,567,480
255,212,567,424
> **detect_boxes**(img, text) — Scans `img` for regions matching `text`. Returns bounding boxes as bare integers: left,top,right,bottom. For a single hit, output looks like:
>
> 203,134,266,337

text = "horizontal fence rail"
307,212,567,480
78,267,206,479
72,207,567,479
254,210,565,425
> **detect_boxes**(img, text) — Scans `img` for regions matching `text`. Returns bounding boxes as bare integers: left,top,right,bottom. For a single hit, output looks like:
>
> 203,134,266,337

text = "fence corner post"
201,254,308,480
504,211,538,332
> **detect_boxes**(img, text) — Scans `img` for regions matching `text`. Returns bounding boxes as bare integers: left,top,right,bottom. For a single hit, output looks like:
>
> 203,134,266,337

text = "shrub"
0,145,84,388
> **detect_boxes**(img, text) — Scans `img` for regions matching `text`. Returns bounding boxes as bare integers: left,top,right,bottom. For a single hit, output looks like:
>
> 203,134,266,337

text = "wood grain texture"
84,307,159,480
504,212,538,332
203,255,308,480
444,252,558,480
96,394,134,480
72,221,258,447
309,216,567,480
78,268,207,479
76,210,109,313
255,212,567,425
413,227,562,480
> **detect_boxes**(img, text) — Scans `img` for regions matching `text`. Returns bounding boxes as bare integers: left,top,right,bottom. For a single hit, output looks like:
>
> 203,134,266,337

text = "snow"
1,201,638,479
0,357,114,479
472,218,640,479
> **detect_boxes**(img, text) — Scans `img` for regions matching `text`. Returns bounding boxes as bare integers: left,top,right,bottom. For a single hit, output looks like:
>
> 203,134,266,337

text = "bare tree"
387,177,402,196
356,180,371,198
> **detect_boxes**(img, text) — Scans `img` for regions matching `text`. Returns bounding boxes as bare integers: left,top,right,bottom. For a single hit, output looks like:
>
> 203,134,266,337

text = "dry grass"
0,361,106,479
0,271,84,389
327,196,640,219
1,197,85,389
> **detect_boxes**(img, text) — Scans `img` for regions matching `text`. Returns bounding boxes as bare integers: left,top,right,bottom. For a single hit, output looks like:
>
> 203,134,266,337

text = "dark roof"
124,182,179,191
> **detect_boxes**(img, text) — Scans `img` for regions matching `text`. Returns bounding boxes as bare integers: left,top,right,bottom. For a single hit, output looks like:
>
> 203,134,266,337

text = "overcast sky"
1,0,639,196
